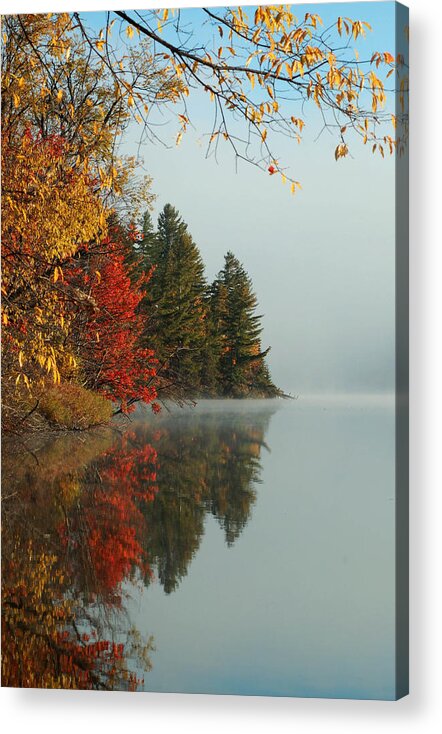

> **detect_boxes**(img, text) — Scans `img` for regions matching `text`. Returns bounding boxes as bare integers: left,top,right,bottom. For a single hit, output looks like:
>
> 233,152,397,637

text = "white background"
1,0,441,732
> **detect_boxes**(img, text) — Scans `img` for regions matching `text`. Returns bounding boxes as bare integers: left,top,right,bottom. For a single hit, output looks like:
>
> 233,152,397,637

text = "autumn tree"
1,13,178,200
3,7,406,190
62,220,159,413
0,13,167,420
59,6,405,187
1,130,105,391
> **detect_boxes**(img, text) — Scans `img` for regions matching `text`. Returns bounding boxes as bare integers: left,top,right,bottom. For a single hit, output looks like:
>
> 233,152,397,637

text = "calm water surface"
1,398,395,698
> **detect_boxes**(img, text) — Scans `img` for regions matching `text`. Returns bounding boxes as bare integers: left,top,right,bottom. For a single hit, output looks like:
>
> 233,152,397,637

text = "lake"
1,397,396,698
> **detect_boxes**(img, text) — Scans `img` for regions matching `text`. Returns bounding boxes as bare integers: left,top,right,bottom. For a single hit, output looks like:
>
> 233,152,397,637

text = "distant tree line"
128,203,280,400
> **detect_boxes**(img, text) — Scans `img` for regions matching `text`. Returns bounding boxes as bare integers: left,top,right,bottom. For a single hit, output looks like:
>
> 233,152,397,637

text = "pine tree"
136,208,280,399
140,204,208,396
138,210,159,266
212,252,278,397
199,280,226,394
119,210,158,284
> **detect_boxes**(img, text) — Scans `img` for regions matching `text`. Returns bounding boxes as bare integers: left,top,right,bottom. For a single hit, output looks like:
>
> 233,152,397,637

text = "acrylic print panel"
1,1,409,699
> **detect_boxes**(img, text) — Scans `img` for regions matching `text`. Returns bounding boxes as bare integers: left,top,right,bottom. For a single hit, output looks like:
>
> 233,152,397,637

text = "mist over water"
128,398,396,699
2,398,396,697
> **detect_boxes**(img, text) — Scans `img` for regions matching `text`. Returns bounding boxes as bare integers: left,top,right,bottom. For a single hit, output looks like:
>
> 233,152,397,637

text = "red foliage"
53,633,142,690
67,229,159,413
88,239,158,409
60,438,158,595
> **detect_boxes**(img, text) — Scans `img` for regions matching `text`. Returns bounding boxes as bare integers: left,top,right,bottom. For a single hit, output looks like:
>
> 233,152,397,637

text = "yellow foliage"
335,143,349,160
1,7,405,203
1,131,106,387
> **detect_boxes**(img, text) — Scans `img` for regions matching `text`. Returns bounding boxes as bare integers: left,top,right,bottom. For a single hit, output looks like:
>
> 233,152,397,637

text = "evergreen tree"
199,281,225,395
119,210,157,282
136,208,281,399
138,210,159,266
212,252,278,397
140,204,208,396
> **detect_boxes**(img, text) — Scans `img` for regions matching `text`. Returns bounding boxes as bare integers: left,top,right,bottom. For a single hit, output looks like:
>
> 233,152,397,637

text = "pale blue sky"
79,3,399,395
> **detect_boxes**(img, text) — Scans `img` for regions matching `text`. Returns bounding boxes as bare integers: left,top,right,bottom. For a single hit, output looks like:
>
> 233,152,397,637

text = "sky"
116,2,397,396
41,1,399,396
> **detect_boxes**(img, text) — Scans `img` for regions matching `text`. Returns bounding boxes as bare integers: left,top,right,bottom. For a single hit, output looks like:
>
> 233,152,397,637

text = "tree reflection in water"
2,428,157,690
1,403,274,689
138,406,274,593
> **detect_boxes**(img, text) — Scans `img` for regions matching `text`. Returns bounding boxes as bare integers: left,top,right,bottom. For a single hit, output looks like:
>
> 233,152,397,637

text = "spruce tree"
199,281,225,395
140,204,208,396
138,210,159,266
212,252,278,397
137,208,280,399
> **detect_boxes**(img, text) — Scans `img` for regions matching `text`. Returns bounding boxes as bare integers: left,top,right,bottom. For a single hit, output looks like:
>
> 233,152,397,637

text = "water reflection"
1,403,274,689
138,406,273,593
1,428,157,690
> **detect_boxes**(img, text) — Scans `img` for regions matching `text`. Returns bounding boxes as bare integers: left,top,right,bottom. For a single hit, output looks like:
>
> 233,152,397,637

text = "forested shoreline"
2,188,281,433
1,15,283,434
127,204,280,403
2,5,397,432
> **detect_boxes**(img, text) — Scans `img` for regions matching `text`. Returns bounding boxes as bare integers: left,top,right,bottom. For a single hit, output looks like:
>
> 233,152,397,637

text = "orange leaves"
3,7,399,209
366,70,386,113
371,51,396,67
337,17,372,39
304,12,323,29
291,59,304,77
291,116,305,132
335,143,349,161
301,45,324,68
267,163,301,194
